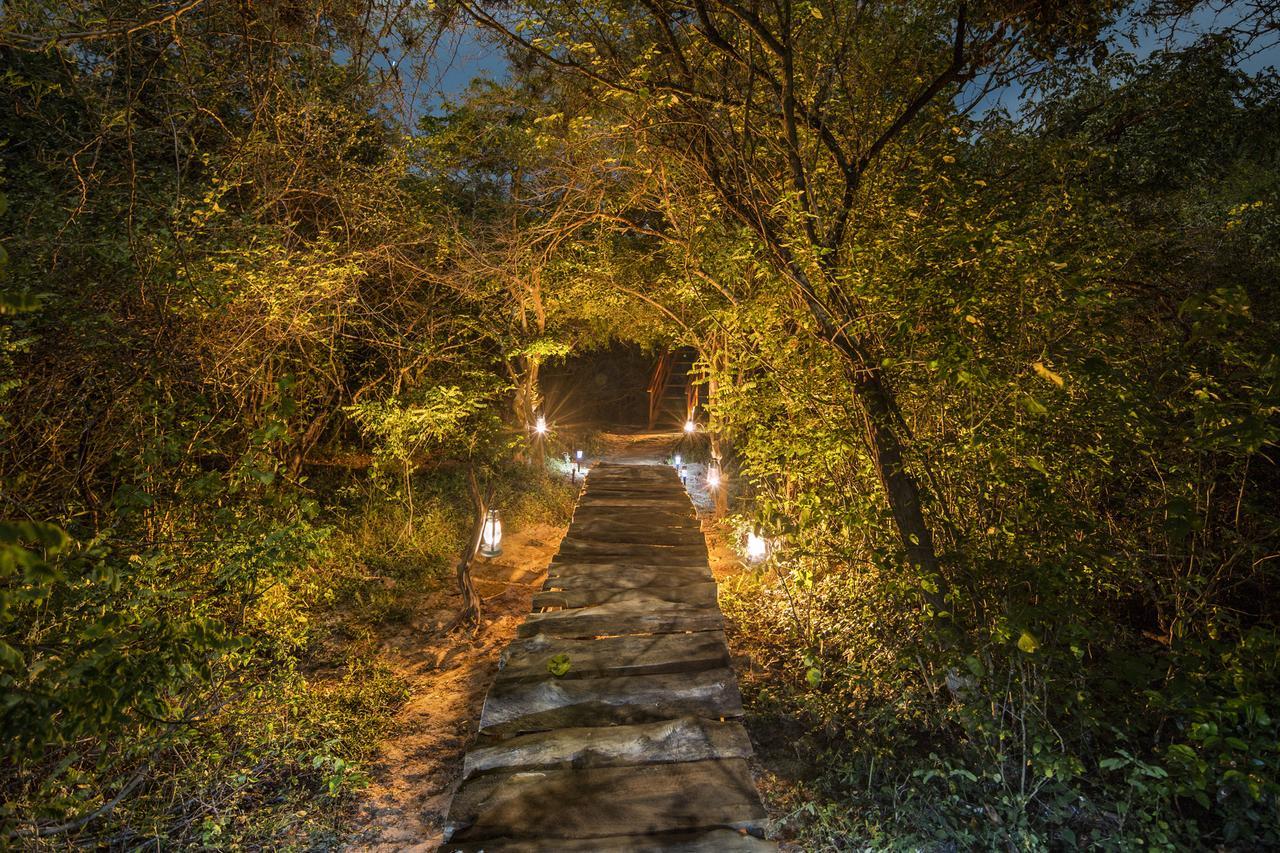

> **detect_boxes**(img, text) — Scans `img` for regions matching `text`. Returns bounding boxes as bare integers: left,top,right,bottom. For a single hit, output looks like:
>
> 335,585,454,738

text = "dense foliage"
0,2,581,845
2,0,1277,848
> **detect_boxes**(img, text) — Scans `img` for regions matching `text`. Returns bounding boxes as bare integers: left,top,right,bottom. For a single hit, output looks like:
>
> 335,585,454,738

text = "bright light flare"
707,466,721,489
534,416,547,435
745,530,768,563
576,449,583,460
684,420,696,433
673,453,682,467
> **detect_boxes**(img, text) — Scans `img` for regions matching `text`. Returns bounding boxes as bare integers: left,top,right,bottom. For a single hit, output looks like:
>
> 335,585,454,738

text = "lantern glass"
745,530,768,563
576,449,583,460
534,416,547,435
707,464,721,489
673,453,682,467
479,509,502,557
683,419,696,433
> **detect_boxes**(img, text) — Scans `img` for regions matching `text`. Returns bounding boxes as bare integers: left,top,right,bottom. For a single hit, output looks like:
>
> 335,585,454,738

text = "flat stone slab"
546,562,714,588
444,758,767,843
463,717,753,778
533,581,718,610
578,491,696,504
518,602,724,638
570,509,697,527
496,630,731,682
478,668,744,735
567,526,704,546
569,518,701,535
555,541,709,564
444,829,776,851
443,462,771,849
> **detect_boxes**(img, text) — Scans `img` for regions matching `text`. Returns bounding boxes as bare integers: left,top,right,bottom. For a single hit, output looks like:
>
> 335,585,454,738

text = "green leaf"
547,653,571,677
1020,395,1048,416
1017,631,1040,654
0,640,23,671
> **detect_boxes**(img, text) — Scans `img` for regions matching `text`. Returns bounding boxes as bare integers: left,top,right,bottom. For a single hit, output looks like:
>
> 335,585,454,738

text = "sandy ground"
341,522,564,851
342,430,762,851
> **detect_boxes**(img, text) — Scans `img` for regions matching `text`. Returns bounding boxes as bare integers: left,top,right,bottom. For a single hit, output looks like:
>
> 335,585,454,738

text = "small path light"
673,453,681,467
479,509,502,558
576,449,583,461
707,461,722,490
745,526,769,564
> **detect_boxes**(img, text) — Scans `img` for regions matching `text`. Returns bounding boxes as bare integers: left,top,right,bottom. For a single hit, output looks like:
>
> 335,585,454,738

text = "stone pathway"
440,463,773,851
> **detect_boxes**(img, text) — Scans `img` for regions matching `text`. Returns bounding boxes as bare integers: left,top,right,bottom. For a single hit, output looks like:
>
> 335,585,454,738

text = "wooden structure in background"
646,350,699,430
441,464,774,851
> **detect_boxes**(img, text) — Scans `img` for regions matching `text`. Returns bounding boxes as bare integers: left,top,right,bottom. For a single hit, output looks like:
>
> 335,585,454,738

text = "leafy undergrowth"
1,465,573,849
720,563,1280,851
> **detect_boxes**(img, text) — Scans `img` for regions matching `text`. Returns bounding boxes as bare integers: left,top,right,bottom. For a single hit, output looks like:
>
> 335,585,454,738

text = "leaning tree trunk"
450,468,486,630
508,356,542,466
792,265,953,632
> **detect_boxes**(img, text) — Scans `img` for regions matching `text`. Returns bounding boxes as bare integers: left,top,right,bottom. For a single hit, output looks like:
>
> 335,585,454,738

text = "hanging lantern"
673,453,682,467
479,509,502,557
745,527,768,564
534,415,548,435
684,419,696,434
576,449,583,461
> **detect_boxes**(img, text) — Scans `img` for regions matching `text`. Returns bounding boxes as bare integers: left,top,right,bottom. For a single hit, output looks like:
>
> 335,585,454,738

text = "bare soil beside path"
341,523,564,851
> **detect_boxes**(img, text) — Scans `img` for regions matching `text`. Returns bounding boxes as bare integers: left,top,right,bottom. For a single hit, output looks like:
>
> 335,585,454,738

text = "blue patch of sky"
370,21,509,129
966,2,1280,119
386,3,1276,125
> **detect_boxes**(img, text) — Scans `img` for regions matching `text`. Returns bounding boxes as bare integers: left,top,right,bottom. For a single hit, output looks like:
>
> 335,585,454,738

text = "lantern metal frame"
479,508,503,558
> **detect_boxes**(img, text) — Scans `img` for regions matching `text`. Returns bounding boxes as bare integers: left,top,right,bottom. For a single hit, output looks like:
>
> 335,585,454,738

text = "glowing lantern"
534,416,547,435
479,509,502,557
576,449,583,461
745,528,768,563
684,419,696,434
673,453,682,467
706,463,721,490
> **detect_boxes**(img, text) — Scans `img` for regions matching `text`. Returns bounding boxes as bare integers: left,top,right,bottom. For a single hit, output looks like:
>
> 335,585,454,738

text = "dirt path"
342,522,564,851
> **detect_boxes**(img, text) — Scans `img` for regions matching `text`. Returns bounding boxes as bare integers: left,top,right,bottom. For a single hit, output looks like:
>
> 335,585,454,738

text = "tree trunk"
792,265,953,630
451,468,486,630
